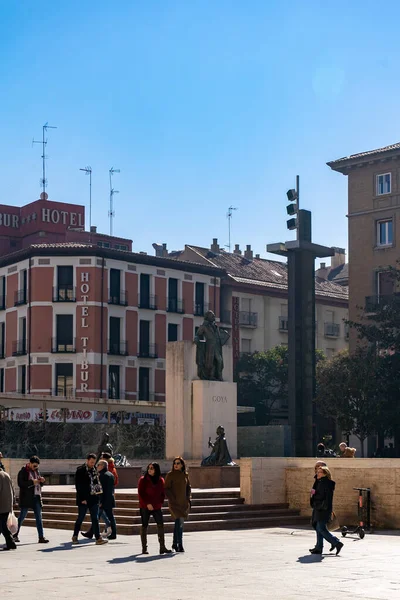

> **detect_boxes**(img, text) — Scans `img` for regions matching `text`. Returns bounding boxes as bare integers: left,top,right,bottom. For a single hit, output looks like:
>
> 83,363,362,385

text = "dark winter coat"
17,465,44,509
75,464,100,507
165,469,191,519
311,476,335,524
138,474,166,510
99,469,115,510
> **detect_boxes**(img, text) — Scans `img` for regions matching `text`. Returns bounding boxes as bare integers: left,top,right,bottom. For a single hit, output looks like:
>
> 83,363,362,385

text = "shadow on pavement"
39,540,95,552
108,553,176,564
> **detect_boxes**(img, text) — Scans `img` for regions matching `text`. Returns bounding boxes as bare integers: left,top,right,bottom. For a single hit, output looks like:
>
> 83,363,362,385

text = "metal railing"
167,298,185,314
53,387,76,398
108,340,128,356
138,343,158,358
138,294,158,310
108,290,128,306
193,302,209,317
14,289,27,306
324,322,340,338
365,293,400,313
53,286,76,302
239,311,258,327
52,338,76,353
12,340,27,356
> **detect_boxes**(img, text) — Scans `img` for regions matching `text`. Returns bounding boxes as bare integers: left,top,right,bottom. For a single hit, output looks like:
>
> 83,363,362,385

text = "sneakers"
38,537,49,544
95,538,108,545
71,536,79,545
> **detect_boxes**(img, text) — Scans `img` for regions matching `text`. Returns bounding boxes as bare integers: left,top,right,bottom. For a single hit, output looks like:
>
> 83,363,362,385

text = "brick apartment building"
328,142,400,344
0,196,222,404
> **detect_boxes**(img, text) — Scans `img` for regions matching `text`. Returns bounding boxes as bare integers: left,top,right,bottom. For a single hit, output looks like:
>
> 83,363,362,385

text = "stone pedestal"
192,380,237,460
166,341,237,460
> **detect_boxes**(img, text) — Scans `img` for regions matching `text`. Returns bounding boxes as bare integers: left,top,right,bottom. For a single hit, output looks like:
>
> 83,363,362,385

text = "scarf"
86,465,102,495
27,465,41,496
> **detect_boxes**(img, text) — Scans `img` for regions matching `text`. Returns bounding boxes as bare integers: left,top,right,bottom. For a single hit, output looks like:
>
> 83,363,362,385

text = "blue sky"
0,1,399,262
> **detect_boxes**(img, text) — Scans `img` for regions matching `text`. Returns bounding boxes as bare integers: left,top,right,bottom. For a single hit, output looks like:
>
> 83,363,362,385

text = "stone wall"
240,457,400,528
237,426,291,457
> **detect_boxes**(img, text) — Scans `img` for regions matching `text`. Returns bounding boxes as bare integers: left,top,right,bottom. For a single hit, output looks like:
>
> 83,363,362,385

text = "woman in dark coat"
310,465,343,555
164,457,191,553
138,462,171,555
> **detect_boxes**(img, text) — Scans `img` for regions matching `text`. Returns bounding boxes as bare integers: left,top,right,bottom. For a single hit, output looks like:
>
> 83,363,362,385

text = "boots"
157,524,172,554
140,526,149,554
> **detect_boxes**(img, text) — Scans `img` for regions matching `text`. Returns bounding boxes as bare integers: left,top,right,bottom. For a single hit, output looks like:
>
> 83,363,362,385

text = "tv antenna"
109,167,120,236
32,122,57,196
227,205,238,252
79,166,92,232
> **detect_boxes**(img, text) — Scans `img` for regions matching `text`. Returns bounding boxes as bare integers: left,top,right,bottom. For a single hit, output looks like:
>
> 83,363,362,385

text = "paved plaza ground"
2,525,400,599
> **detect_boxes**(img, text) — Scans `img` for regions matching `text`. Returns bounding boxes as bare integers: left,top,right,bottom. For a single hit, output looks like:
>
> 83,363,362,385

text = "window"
241,338,251,354
377,173,391,195
19,365,26,394
377,219,393,246
109,316,121,354
109,268,121,304
0,368,4,392
0,276,5,310
168,323,178,342
194,282,205,315
377,270,394,296
97,241,110,248
139,367,150,400
56,266,74,301
114,244,128,251
108,365,120,399
56,363,73,396
0,322,5,358
55,315,74,352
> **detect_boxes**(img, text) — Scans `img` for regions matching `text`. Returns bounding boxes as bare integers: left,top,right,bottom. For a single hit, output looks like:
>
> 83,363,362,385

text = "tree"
237,346,325,426
316,348,385,456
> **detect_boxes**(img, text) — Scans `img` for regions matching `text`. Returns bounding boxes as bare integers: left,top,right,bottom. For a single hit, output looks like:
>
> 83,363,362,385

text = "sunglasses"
174,461,181,466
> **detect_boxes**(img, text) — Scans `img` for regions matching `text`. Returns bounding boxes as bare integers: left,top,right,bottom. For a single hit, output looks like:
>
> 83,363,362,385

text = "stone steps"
16,490,308,535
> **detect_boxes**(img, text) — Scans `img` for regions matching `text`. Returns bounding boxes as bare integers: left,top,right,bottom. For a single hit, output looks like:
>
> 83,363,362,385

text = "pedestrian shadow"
39,540,94,552
108,553,176,564
297,554,325,563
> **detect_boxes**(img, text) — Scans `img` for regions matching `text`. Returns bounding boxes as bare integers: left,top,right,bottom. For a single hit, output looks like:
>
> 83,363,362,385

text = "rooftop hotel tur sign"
0,199,85,233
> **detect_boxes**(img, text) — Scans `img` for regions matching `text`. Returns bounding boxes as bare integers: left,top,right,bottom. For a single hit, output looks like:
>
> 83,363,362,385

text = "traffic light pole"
267,204,333,456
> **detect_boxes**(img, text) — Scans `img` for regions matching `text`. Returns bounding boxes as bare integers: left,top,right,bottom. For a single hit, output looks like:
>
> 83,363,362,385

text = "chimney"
210,238,220,253
152,242,168,257
90,225,97,233
233,244,242,255
244,244,253,260
331,247,346,269
255,254,260,259
320,262,326,270
316,262,329,280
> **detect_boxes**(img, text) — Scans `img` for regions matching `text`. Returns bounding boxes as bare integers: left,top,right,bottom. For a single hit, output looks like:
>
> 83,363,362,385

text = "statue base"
192,380,237,461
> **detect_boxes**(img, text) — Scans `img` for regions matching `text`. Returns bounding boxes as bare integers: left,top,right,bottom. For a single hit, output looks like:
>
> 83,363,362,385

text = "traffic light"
286,188,298,230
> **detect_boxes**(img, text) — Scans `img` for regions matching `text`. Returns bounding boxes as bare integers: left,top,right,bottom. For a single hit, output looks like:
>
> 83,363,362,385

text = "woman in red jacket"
138,462,171,555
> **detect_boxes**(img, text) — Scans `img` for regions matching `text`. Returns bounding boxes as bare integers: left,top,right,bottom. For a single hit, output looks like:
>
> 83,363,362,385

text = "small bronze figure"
194,310,230,380
96,432,113,463
201,425,236,466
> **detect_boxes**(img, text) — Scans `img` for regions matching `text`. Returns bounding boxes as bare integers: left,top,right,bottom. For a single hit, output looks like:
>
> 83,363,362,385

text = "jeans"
173,518,184,546
0,512,15,548
73,503,100,539
140,508,164,528
18,495,44,539
103,507,117,537
84,506,113,537
315,520,339,551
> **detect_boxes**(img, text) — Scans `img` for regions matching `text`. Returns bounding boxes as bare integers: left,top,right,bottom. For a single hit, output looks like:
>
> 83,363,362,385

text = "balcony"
365,293,400,313
108,290,128,306
167,298,185,314
324,322,340,338
53,388,76,398
193,302,209,317
12,340,27,356
53,286,76,302
14,289,27,306
239,311,258,327
52,338,76,353
138,294,158,310
279,316,288,332
138,343,158,359
108,340,128,356
0,295,5,310
137,391,156,402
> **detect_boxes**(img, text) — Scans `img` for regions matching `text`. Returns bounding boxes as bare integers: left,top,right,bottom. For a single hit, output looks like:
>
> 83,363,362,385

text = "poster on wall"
2,408,166,426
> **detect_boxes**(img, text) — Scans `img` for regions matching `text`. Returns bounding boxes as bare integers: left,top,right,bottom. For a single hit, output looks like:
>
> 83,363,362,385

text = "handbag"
7,511,18,535
327,511,340,532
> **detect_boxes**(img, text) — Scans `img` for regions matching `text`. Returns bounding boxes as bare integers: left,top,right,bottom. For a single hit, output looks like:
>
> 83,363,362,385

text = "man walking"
72,453,108,545
81,460,117,540
15,455,49,544
0,469,16,550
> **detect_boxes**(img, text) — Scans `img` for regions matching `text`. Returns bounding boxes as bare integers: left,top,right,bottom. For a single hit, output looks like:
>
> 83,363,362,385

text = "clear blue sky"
1,1,399,262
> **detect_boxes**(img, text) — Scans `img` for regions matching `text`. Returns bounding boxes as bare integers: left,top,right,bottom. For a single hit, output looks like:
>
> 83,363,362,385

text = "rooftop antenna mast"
32,122,57,196
109,167,120,236
227,205,238,252
79,166,92,232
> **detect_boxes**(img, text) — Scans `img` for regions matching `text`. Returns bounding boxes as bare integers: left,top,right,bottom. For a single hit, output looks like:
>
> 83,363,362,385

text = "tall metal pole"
296,175,300,241
109,167,120,236
227,206,237,252
33,122,57,196
80,166,92,232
